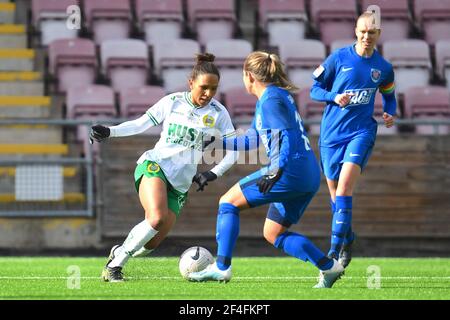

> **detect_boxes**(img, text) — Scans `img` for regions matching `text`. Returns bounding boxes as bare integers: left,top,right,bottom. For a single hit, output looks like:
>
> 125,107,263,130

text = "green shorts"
134,161,188,217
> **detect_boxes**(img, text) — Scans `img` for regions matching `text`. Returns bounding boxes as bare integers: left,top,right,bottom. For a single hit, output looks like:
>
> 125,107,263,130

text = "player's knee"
145,209,168,229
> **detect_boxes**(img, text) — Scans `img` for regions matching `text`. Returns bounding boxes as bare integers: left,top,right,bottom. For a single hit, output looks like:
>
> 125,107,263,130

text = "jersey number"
295,112,311,151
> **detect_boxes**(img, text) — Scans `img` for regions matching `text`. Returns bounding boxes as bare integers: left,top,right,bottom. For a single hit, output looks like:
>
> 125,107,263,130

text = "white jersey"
109,92,237,193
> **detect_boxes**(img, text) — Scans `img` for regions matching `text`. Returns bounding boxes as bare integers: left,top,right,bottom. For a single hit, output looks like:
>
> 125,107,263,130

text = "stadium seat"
435,40,450,88
383,40,432,95
31,0,80,46
309,0,358,46
414,0,450,45
205,39,253,96
186,0,236,46
222,87,257,127
119,85,165,118
361,0,411,44
329,39,356,53
48,38,97,93
278,40,326,89
297,86,325,135
100,39,149,93
66,85,116,119
135,0,183,46
373,92,398,135
403,86,450,135
152,39,200,93
258,0,307,47
83,0,132,45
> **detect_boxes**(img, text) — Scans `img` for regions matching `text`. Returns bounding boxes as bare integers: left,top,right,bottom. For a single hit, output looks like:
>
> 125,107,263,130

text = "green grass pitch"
0,257,448,300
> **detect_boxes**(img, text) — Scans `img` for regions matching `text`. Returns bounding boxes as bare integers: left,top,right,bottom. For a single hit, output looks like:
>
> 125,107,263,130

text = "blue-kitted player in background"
188,51,344,288
310,11,397,275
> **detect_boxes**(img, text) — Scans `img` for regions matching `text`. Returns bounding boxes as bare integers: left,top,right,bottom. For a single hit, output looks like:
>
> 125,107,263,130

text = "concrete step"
0,24,27,48
0,48,34,71
0,166,77,177
0,71,41,81
0,193,85,203
0,81,44,95
0,3,15,24
0,124,62,143
0,95,51,118
0,143,68,155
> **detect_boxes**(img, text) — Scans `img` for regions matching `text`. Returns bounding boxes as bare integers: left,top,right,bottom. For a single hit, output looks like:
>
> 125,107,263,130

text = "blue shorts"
239,169,318,227
320,137,374,181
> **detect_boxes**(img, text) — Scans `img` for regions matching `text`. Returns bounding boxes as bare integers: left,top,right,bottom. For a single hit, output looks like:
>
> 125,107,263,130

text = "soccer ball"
179,246,214,279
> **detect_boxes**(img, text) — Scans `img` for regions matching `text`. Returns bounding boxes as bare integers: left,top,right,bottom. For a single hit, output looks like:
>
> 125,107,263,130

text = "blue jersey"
311,44,397,147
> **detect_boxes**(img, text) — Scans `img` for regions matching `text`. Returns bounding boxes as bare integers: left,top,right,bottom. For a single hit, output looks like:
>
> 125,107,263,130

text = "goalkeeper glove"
256,169,283,194
90,125,110,143
192,171,217,192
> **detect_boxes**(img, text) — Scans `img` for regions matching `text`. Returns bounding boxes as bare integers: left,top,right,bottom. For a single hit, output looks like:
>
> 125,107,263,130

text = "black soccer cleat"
339,233,356,268
102,266,124,282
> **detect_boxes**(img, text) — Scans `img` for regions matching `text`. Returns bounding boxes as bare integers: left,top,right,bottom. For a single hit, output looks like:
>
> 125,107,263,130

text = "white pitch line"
0,276,448,280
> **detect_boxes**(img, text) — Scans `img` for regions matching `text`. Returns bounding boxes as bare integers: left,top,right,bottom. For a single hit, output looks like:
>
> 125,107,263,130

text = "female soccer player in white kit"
90,53,238,282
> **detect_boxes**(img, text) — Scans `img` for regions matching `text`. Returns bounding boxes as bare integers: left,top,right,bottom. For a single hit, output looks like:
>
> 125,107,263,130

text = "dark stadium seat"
258,0,307,47
135,0,184,46
152,39,200,92
83,0,132,45
222,87,257,129
100,39,149,93
309,0,358,47
360,0,411,44
297,86,325,135
435,40,450,87
119,85,165,118
414,0,450,45
383,39,431,95
403,86,450,135
205,39,253,96
31,0,80,45
186,0,236,46
48,38,97,93
278,39,326,89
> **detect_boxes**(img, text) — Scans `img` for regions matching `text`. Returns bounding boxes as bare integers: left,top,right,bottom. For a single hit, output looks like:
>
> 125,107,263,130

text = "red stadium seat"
414,0,450,45
31,0,80,45
258,0,307,47
100,39,149,92
135,0,184,46
373,92,398,135
435,40,450,88
152,39,200,92
383,39,431,95
66,85,116,119
48,38,97,93
222,87,257,129
119,85,166,118
83,0,132,45
279,39,326,89
310,0,358,46
297,86,325,135
186,0,236,46
205,39,253,96
403,86,450,135
329,39,356,53
361,0,411,44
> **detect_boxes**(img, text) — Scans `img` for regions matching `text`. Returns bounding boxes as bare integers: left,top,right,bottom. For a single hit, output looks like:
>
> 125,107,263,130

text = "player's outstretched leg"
102,245,124,282
339,231,356,268
187,262,232,282
313,258,344,288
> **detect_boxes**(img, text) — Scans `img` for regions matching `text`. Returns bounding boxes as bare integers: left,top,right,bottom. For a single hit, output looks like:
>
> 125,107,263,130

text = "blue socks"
274,232,333,271
330,198,355,246
216,203,240,271
328,196,353,257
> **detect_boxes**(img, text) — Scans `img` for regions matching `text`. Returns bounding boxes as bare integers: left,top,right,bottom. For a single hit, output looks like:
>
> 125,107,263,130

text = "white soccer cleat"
313,259,344,288
187,263,232,282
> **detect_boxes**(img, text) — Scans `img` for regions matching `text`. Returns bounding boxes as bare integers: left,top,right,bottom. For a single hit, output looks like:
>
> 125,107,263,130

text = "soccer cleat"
339,232,356,268
102,266,124,282
313,259,344,289
187,263,232,282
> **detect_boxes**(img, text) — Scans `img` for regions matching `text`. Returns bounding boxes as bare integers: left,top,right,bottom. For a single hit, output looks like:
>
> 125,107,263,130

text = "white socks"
132,247,154,257
108,220,158,268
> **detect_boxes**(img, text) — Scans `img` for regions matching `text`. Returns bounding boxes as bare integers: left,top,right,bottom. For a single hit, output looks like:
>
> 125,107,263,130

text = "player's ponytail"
244,51,298,93
190,53,220,81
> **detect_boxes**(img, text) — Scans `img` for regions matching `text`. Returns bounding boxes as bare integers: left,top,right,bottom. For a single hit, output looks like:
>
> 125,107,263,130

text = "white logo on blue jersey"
344,88,376,106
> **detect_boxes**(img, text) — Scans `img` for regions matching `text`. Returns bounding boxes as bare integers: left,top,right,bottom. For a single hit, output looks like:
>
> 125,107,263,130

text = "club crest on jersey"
147,163,160,173
370,68,381,83
202,115,215,128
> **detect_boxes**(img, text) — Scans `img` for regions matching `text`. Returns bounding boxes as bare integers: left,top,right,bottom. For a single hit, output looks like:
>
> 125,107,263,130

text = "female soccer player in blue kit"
310,12,397,271
188,51,344,288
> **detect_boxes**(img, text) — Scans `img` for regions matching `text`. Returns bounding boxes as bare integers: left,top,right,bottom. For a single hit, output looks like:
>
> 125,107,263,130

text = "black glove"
192,171,217,192
90,125,110,143
256,169,283,194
